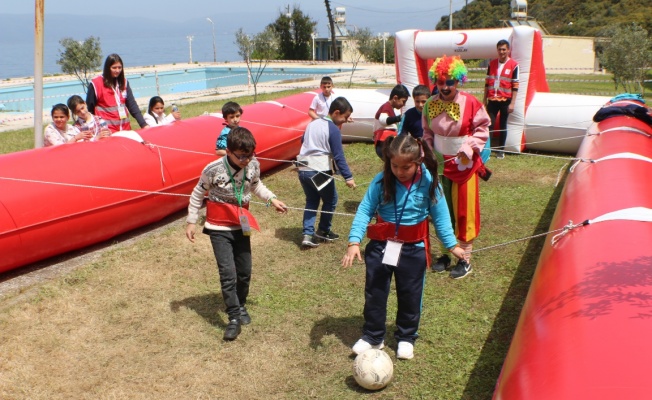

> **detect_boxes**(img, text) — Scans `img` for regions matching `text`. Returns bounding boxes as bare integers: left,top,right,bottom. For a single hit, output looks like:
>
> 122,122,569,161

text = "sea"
0,14,270,80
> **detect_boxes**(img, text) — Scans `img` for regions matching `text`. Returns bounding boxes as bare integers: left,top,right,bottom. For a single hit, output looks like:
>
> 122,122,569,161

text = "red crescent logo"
456,33,468,46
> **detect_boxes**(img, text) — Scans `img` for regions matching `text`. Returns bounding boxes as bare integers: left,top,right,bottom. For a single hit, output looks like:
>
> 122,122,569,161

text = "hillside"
437,0,652,37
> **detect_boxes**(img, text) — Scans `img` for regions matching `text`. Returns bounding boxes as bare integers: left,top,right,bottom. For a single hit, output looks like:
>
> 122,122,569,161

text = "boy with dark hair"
373,84,410,158
215,101,244,156
399,85,431,139
297,97,357,248
308,76,335,120
483,39,519,159
187,127,287,341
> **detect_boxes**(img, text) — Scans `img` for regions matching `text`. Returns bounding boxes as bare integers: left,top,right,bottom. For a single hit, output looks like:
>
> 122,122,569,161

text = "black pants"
486,98,511,151
361,240,427,345
206,229,252,320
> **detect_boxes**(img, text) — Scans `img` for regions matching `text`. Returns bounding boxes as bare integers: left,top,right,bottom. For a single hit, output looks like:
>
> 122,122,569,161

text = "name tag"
382,240,403,267
118,106,127,119
240,214,251,236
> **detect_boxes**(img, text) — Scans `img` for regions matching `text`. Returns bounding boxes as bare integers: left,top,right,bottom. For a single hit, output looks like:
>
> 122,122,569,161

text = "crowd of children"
40,57,498,361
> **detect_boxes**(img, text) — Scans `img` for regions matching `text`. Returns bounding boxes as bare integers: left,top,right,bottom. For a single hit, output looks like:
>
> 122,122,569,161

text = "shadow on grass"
461,179,566,400
170,293,227,328
274,226,305,248
309,314,365,351
342,200,361,214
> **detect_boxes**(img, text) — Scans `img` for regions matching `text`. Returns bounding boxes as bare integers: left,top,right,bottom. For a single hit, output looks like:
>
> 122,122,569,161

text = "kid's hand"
346,179,356,189
450,246,467,261
186,223,196,243
342,245,362,268
270,198,288,214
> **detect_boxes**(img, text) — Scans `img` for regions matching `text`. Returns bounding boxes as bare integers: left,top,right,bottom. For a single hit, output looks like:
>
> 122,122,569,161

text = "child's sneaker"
431,254,451,273
301,234,320,248
315,229,340,242
397,341,414,360
450,259,472,279
351,339,385,355
240,306,251,325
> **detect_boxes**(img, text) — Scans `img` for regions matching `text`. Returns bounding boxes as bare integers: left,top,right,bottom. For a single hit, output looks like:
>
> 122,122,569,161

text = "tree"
598,23,652,94
268,6,317,60
365,35,395,64
235,27,280,103
324,0,338,61
345,28,375,88
57,36,102,93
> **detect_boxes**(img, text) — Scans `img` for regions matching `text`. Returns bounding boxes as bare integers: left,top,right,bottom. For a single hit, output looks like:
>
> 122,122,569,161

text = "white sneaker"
351,339,385,355
397,341,414,360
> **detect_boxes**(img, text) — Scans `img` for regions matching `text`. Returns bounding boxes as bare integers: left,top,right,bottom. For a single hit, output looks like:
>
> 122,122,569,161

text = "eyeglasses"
437,79,457,87
233,152,255,162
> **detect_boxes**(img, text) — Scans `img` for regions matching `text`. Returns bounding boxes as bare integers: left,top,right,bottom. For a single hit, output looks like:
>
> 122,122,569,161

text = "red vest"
485,58,518,99
90,75,132,132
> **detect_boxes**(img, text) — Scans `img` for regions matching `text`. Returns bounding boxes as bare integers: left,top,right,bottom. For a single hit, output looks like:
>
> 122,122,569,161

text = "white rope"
0,176,191,197
588,126,652,138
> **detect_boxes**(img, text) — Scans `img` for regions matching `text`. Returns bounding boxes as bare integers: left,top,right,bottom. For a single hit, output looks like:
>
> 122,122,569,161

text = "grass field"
0,140,568,398
0,72,647,398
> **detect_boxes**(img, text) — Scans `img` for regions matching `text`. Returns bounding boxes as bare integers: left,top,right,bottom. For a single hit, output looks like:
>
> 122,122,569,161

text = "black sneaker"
315,229,340,242
450,259,472,279
431,254,451,273
301,234,320,248
240,306,251,325
223,319,241,341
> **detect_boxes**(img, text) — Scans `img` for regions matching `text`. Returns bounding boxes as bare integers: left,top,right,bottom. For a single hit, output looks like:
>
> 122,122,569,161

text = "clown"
422,55,491,279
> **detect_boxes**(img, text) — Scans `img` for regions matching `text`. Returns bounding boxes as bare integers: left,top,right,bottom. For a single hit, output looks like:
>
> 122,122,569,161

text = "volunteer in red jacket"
86,53,149,133
483,40,519,159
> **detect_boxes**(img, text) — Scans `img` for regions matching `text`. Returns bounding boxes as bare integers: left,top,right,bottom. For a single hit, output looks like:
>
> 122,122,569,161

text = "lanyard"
392,170,418,237
225,158,247,207
112,84,123,106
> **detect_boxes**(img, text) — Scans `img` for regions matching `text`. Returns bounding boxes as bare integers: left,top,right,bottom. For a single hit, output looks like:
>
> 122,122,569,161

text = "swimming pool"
0,66,351,112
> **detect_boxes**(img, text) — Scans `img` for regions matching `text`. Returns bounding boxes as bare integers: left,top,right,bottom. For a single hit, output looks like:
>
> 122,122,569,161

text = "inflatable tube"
493,100,652,399
0,92,314,274
523,93,611,153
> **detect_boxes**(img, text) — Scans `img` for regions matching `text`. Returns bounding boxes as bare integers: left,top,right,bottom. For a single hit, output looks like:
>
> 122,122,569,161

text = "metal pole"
312,33,316,61
206,18,216,63
186,35,194,64
449,0,453,30
34,0,45,148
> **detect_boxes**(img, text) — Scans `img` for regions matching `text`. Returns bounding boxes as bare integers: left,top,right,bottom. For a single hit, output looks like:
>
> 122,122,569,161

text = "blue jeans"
298,170,338,236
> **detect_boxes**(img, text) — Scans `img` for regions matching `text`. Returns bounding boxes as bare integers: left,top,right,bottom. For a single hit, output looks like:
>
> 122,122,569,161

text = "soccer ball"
352,349,394,390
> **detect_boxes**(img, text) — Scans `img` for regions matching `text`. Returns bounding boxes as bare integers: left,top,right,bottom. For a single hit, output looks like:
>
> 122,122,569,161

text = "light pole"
206,18,216,63
449,0,453,30
379,32,389,75
186,35,194,63
311,32,317,61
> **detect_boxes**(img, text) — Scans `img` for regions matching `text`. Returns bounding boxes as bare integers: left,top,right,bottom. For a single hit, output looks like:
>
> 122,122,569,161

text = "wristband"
348,242,360,247
266,196,277,207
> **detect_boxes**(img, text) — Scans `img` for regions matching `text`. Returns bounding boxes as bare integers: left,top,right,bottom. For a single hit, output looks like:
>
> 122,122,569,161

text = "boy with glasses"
186,127,287,340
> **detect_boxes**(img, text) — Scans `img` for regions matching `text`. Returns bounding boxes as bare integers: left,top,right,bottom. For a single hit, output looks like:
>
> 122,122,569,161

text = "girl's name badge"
382,240,403,267
240,214,252,236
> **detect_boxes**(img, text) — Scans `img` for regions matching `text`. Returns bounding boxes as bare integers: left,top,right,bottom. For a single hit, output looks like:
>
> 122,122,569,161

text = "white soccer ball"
352,349,394,390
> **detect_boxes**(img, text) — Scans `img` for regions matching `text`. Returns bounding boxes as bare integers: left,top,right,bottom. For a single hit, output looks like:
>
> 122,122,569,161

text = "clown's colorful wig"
428,55,468,84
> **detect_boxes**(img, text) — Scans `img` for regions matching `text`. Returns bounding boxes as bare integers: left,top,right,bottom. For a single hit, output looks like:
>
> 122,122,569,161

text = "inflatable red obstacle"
493,99,652,399
0,92,314,274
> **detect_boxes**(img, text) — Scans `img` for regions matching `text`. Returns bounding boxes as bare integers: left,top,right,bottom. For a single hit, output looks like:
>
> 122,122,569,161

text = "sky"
4,0,469,37
1,0,471,78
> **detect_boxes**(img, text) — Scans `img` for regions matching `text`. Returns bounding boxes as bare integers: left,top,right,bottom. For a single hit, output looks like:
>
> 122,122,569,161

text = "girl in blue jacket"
342,134,465,360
